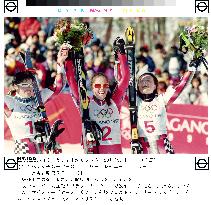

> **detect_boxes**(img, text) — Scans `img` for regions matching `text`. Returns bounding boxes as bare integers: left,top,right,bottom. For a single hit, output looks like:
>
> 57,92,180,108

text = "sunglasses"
94,83,109,89
17,83,33,88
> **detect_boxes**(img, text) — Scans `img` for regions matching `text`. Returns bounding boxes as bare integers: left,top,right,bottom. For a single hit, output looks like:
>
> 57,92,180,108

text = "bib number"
102,126,112,141
25,121,33,134
144,121,155,133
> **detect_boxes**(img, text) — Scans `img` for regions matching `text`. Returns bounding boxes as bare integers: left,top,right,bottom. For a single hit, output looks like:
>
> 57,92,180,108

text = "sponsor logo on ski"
127,55,134,86
77,59,89,109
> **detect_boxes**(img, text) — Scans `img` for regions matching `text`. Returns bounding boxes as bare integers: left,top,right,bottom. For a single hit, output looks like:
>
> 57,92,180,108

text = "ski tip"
18,52,25,64
125,26,135,44
25,49,33,66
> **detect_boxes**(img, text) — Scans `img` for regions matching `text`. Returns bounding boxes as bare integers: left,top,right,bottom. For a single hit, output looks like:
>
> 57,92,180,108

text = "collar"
139,92,157,102
93,96,106,106
14,94,35,103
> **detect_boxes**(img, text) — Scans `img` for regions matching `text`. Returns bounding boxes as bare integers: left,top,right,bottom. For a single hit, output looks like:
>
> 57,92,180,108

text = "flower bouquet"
179,23,208,69
53,18,93,51
179,24,208,58
184,25,208,51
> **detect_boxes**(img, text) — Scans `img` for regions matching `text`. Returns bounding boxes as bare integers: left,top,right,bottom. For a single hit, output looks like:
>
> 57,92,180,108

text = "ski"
114,45,120,81
125,27,142,154
73,49,102,154
19,49,64,153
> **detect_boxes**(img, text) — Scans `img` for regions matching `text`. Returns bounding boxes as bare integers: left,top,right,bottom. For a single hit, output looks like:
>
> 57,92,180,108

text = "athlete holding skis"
136,58,202,154
4,45,67,154
64,37,130,154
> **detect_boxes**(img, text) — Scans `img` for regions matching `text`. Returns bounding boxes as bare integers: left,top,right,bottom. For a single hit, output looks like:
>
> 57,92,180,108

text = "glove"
188,58,202,71
84,120,103,142
113,37,125,55
50,119,65,138
34,120,46,134
57,43,71,66
45,119,65,151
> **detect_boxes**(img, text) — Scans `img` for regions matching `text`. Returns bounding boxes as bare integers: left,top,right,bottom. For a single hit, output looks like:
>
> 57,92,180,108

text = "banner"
4,93,208,153
166,104,208,154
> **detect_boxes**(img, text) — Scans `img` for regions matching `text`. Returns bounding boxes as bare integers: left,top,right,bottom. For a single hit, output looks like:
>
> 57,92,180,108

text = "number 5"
144,121,155,133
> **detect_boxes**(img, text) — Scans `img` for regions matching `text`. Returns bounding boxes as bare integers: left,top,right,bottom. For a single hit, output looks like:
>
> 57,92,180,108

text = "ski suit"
4,65,66,154
65,53,129,154
137,70,195,154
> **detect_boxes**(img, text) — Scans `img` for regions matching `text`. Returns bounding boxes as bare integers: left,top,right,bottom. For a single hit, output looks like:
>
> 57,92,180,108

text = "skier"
136,58,202,154
4,45,68,154
64,37,130,154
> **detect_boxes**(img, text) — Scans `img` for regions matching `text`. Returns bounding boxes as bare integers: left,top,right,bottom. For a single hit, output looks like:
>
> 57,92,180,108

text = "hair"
137,73,158,99
203,73,208,77
192,76,202,87
158,81,168,90
139,45,149,53
170,45,179,55
8,71,34,96
91,38,101,47
155,43,164,50
12,71,34,86
91,72,112,106
32,34,39,39
136,55,148,65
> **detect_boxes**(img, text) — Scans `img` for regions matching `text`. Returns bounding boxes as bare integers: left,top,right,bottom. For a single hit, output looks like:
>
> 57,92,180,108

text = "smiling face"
92,75,109,101
14,78,34,98
138,74,157,94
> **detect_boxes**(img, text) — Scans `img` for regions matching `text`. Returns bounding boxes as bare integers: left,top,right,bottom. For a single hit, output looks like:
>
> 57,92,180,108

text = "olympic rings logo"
94,108,114,119
20,105,36,113
142,104,158,112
